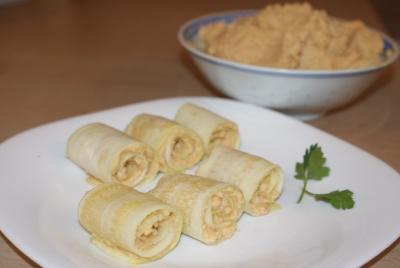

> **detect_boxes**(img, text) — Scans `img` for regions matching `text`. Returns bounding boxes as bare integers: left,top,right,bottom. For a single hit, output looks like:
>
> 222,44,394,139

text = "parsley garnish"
295,144,355,209
305,189,355,209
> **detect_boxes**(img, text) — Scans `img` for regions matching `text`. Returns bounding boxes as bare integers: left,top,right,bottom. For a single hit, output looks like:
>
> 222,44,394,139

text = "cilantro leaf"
307,190,355,210
308,146,330,180
295,144,330,203
295,162,306,179
295,144,315,179
294,143,355,210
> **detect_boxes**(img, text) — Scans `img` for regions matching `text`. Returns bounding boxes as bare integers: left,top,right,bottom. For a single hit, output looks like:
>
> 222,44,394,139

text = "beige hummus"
198,3,384,70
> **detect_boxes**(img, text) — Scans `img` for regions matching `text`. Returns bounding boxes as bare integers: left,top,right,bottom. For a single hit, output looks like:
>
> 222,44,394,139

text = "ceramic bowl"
178,10,399,120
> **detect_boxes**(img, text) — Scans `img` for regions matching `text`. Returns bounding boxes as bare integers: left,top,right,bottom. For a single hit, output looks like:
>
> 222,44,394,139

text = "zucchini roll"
67,123,159,187
150,174,245,245
196,145,283,216
79,183,183,264
125,114,204,173
175,103,240,153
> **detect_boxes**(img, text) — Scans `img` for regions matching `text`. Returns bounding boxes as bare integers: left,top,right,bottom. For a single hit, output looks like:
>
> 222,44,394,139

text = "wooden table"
0,0,399,267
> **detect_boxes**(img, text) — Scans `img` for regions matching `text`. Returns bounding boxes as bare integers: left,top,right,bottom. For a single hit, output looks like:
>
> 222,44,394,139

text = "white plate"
1,97,399,268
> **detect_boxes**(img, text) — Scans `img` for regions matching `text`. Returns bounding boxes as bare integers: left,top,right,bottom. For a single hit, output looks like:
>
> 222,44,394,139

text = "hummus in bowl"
197,3,386,70
178,4,398,120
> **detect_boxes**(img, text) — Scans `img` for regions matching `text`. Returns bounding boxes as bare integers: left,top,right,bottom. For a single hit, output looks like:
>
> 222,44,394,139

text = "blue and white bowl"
178,10,399,120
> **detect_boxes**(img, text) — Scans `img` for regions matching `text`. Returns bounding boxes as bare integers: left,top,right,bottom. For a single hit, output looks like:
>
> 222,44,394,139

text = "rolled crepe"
175,103,240,153
196,145,283,216
67,123,159,187
125,114,204,173
150,174,245,245
79,183,183,264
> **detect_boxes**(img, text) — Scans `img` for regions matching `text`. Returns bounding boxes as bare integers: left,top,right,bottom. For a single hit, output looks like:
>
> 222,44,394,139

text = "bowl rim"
178,10,399,77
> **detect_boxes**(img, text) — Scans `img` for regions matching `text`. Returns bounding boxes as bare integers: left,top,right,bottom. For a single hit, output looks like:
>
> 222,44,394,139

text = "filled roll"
67,123,159,187
196,145,283,216
79,183,183,264
125,114,204,173
150,174,245,245
175,103,240,153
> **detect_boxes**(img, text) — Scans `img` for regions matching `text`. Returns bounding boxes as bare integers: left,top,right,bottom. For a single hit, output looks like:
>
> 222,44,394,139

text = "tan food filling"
114,151,148,183
203,187,243,243
135,210,177,251
209,126,238,152
164,133,201,169
198,3,384,70
248,170,281,215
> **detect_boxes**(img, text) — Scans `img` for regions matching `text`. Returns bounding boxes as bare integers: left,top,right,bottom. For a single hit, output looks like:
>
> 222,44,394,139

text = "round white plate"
1,97,399,268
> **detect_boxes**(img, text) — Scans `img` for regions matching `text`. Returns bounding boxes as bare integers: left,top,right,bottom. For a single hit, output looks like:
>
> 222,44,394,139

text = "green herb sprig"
295,144,355,209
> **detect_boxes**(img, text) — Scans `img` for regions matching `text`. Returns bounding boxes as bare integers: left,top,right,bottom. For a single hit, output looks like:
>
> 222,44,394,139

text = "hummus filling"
199,2,384,70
